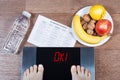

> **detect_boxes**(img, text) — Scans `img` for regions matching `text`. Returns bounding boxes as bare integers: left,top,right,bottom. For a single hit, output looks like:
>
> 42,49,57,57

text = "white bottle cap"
22,11,31,18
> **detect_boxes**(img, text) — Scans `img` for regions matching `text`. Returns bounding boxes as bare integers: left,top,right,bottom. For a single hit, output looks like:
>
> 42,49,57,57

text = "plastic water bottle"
0,11,31,54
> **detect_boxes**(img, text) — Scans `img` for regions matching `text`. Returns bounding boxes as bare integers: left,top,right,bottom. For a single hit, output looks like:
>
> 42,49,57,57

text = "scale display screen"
36,48,80,80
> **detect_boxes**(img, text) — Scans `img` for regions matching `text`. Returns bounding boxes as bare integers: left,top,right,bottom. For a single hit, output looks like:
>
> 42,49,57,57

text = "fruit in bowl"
95,19,112,36
73,15,108,44
90,4,106,20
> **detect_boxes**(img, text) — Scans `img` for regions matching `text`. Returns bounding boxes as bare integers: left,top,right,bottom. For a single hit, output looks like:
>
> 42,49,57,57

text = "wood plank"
0,0,25,13
0,53,22,80
95,49,120,80
26,0,120,14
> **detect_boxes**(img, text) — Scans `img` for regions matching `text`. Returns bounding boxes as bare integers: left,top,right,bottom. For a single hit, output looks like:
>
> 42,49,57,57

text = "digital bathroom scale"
22,47,95,80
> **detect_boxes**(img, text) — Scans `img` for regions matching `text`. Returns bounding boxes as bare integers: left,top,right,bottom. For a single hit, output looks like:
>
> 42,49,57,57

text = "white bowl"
71,6,114,47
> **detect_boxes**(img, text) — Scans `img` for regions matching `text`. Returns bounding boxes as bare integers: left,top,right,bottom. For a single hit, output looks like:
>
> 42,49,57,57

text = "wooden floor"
0,0,120,80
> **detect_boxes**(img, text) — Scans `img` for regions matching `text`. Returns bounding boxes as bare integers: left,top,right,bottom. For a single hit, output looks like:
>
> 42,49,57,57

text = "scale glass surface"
22,47,95,80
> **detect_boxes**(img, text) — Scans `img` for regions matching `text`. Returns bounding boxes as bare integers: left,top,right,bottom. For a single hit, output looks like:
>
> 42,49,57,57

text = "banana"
73,15,108,44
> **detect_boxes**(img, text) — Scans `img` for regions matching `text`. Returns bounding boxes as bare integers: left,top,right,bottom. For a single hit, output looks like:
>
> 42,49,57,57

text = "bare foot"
23,64,44,80
71,65,92,80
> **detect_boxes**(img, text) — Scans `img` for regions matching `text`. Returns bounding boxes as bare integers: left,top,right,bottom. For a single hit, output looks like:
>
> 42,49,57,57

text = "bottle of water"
0,11,31,54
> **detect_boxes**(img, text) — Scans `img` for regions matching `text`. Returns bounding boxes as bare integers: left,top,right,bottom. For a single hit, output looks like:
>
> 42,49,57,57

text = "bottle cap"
22,11,31,18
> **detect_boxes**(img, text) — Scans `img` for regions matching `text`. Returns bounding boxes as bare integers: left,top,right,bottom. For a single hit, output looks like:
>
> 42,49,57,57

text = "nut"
83,14,91,22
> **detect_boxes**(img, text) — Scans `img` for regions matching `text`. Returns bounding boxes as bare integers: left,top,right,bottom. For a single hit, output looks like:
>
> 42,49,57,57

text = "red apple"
95,19,112,36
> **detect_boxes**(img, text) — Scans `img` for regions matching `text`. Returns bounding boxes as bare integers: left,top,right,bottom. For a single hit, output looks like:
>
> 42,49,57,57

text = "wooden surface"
0,0,120,80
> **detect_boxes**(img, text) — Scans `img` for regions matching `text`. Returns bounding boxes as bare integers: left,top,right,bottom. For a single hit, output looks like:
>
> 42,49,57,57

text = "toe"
88,72,92,79
81,66,85,74
26,69,30,76
77,65,81,75
33,65,37,73
24,70,27,76
23,72,27,80
71,65,77,76
85,69,89,77
37,64,44,80
38,64,44,73
30,66,33,73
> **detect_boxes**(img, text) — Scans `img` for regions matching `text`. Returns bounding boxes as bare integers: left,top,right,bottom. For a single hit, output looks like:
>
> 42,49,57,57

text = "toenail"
38,64,44,71
71,65,76,69
34,65,37,68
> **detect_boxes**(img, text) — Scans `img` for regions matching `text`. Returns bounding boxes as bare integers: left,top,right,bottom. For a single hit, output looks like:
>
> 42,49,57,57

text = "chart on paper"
28,15,76,47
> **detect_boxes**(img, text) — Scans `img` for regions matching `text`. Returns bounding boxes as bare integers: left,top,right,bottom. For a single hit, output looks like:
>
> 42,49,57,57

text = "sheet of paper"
28,15,76,47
